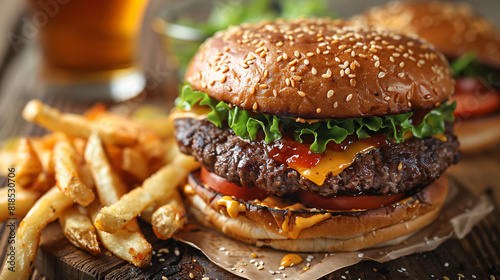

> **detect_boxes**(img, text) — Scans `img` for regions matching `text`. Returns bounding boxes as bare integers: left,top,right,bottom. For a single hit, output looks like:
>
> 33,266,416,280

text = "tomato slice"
200,167,268,200
298,190,405,210
453,78,500,118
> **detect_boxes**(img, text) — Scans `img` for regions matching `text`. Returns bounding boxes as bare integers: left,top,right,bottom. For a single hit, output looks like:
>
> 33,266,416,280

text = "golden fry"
94,152,199,233
15,138,43,189
0,188,41,223
59,205,100,255
121,147,149,181
0,151,16,177
87,201,152,267
0,187,74,280
84,132,128,207
54,137,95,206
151,190,186,239
22,100,136,146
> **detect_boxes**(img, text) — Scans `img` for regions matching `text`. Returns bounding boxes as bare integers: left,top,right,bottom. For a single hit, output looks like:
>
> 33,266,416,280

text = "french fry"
87,201,152,268
22,100,136,146
94,152,199,233
59,205,100,255
0,151,16,177
0,187,74,280
15,138,43,189
54,137,95,206
84,132,128,206
151,190,186,239
121,147,150,181
0,188,41,222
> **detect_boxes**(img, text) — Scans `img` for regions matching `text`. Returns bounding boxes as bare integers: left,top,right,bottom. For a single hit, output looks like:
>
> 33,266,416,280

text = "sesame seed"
220,75,227,83
260,51,266,58
374,61,380,68
288,59,297,66
311,67,318,75
304,59,310,65
408,101,412,107
222,67,229,73
350,79,356,86
316,108,321,113
250,86,256,95
443,277,450,280
298,91,306,97
286,78,290,86
457,273,465,278
277,55,283,62
224,46,230,52
276,42,284,47
358,53,367,58
351,50,356,57
323,50,330,54
348,74,356,78
399,62,405,67
345,68,351,75
322,69,332,79
290,66,296,72
384,96,390,101
398,72,405,78
283,53,288,59
255,46,265,53
327,90,334,98
373,55,380,61
340,69,345,77
209,80,215,86
316,48,321,54
398,162,402,170
334,102,338,108
346,94,353,102
264,69,269,78
242,64,249,69
388,86,394,91
378,72,386,78
273,89,277,96
390,56,395,62
318,42,327,46
253,102,258,110
307,52,315,57
294,50,300,58
335,57,341,62
290,78,296,86
259,84,268,89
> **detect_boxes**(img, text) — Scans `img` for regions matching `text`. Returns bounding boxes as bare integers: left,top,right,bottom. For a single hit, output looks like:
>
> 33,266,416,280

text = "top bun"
353,1,500,69
185,18,453,119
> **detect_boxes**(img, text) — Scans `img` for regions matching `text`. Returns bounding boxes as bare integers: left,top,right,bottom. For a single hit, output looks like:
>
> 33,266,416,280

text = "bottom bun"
183,171,449,252
454,114,500,155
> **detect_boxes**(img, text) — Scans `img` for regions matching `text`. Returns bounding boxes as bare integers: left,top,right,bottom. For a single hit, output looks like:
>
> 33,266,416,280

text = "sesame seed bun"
185,18,454,119
183,170,449,252
352,1,500,69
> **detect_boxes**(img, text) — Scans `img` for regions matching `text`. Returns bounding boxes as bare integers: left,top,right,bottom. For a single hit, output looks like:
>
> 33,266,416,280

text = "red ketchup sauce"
267,134,389,170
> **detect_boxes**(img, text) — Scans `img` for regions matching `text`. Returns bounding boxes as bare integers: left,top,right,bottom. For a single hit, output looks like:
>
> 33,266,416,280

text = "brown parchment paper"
174,178,493,280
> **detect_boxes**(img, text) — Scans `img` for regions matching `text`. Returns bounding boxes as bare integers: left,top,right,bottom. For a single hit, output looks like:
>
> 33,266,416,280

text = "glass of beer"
28,0,149,100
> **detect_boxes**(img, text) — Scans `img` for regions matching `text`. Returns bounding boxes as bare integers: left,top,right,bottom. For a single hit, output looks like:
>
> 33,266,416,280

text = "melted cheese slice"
293,141,377,186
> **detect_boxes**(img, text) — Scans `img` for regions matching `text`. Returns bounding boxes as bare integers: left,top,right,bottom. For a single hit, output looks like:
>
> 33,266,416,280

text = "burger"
353,1,500,154
172,18,461,252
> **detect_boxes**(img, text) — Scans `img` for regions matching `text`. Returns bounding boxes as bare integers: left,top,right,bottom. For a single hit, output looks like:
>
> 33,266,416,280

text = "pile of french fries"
0,100,199,279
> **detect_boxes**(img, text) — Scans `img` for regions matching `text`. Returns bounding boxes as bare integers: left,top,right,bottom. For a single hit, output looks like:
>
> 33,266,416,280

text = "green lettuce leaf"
177,84,456,153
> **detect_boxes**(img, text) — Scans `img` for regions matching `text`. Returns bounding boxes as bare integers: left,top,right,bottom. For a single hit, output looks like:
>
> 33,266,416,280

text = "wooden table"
1,5,500,280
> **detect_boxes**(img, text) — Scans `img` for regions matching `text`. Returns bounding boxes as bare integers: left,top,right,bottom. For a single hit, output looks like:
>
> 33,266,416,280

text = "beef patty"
174,118,461,197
